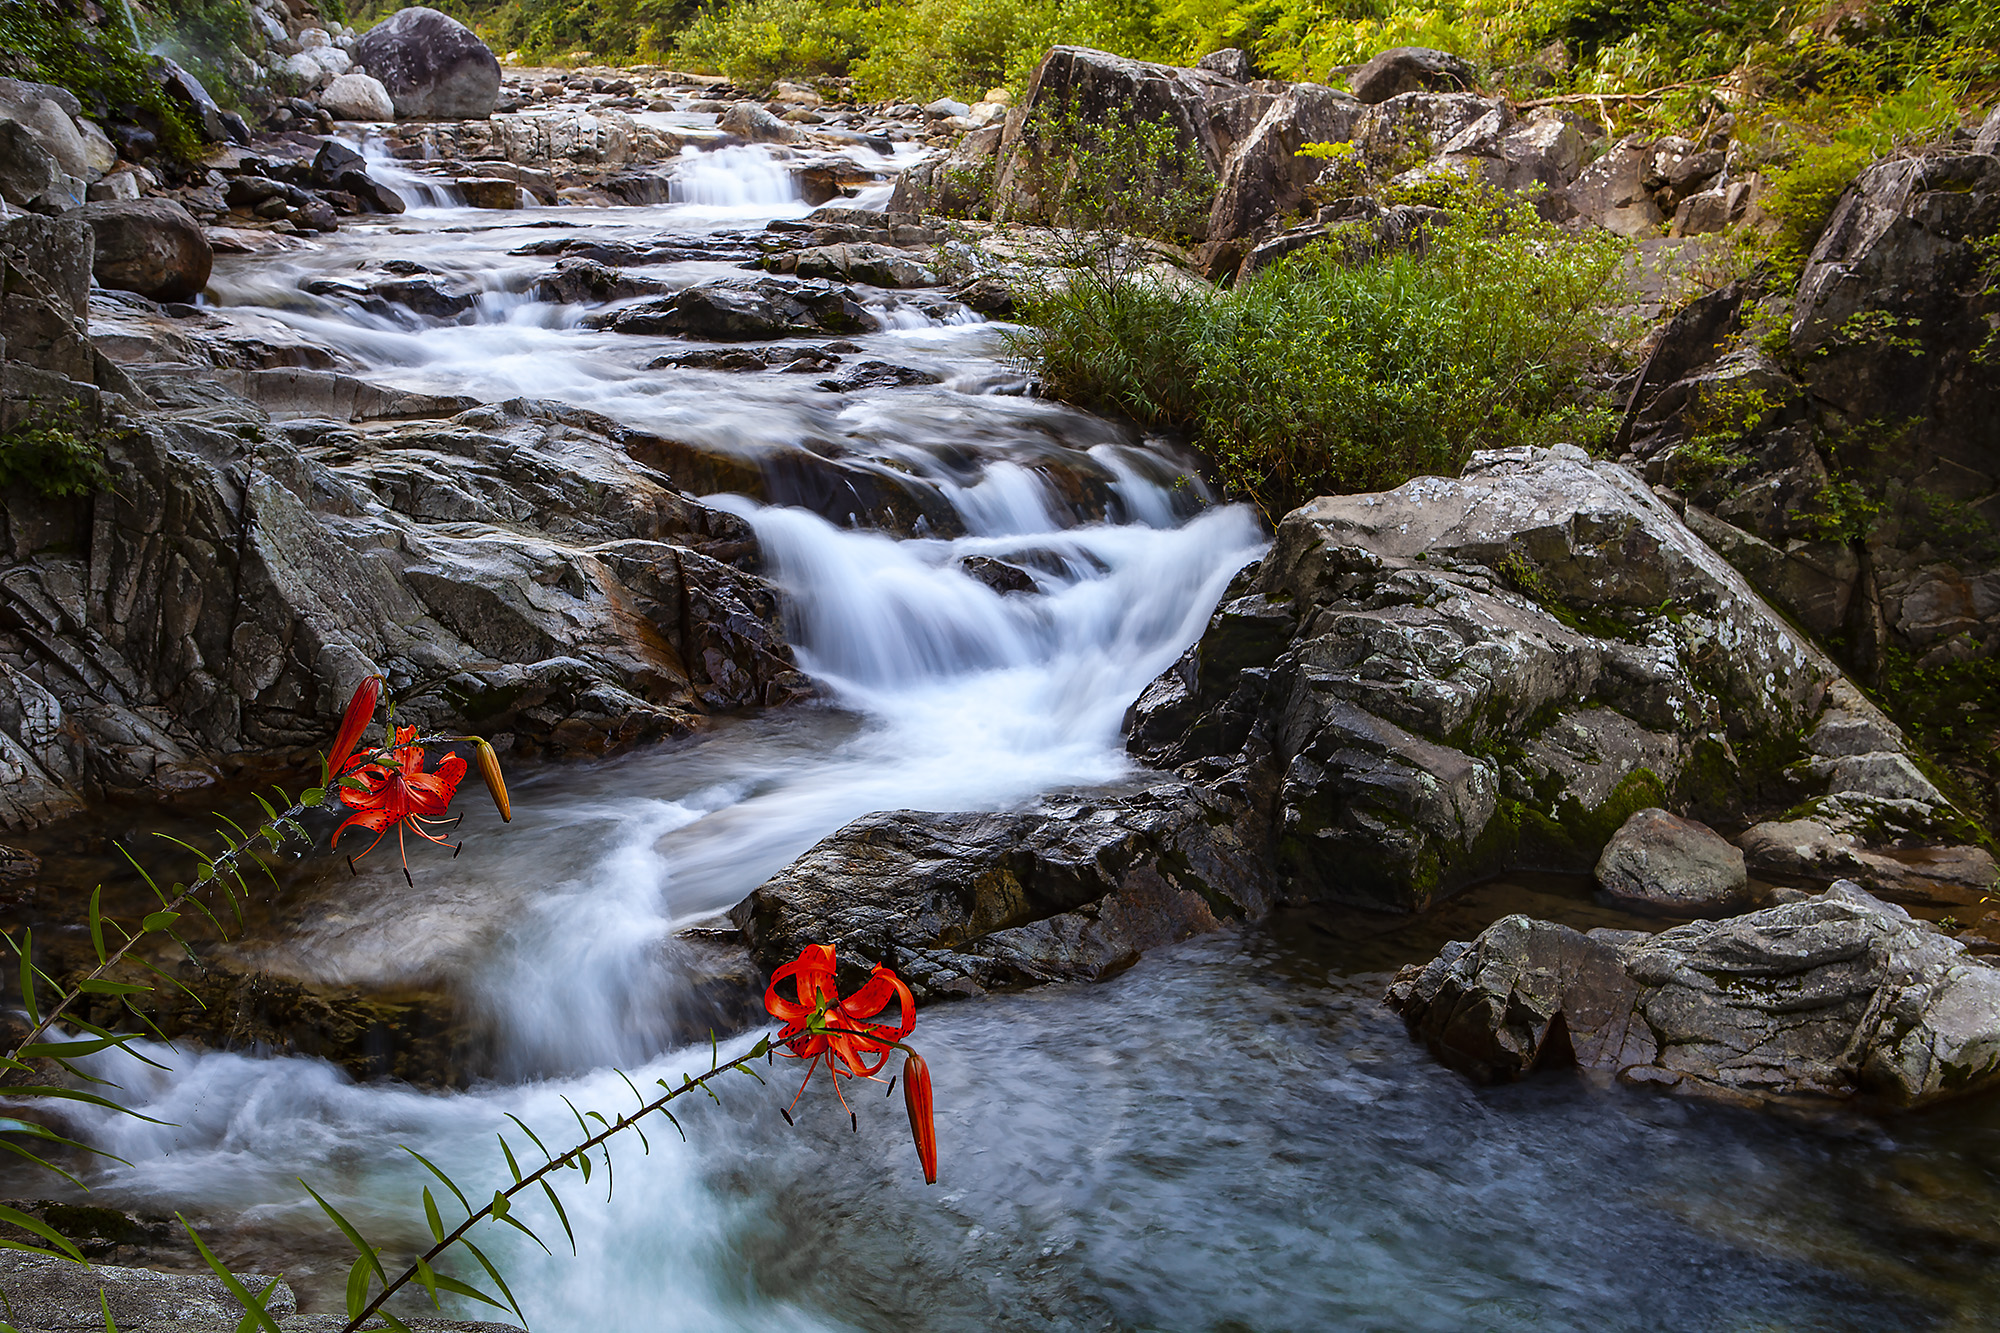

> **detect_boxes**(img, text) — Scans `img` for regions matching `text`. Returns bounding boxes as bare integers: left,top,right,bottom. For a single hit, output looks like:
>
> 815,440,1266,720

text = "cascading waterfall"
15,140,1964,1333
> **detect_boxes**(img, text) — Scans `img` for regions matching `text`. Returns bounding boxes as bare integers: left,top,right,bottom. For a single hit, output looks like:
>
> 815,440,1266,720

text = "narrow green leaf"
422,1187,444,1244
401,1147,471,1218
538,1180,575,1255
376,1310,416,1333
457,1241,527,1324
489,1189,509,1220
175,1217,284,1333
75,979,150,996
17,929,38,1025
344,1250,375,1321
504,1113,552,1163
301,786,325,808
429,1272,508,1313
414,1256,440,1310
495,1212,550,1256
100,1287,117,1333
88,887,106,965
114,845,167,905
497,1135,523,1185
141,911,180,933
230,1280,284,1333
0,1138,88,1188
298,1181,384,1283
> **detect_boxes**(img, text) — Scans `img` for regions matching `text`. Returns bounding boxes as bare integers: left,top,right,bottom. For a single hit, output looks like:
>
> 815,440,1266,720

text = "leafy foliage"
1014,188,1631,517
0,404,112,500
0,0,204,162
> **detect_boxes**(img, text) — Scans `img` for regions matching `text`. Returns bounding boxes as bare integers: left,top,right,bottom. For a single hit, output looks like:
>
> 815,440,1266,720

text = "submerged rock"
726,781,1275,1000
1386,883,2000,1108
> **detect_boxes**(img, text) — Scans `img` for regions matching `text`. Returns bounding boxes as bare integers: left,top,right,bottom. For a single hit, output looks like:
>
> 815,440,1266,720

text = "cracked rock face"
1385,882,2000,1108
1128,445,1961,911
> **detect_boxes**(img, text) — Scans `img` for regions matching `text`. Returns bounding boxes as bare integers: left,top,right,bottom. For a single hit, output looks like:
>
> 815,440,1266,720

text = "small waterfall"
667,144,802,207
359,134,465,210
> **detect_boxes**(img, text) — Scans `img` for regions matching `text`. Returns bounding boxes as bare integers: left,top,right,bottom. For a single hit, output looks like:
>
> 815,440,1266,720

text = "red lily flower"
326,675,383,779
332,724,467,881
765,944,915,1081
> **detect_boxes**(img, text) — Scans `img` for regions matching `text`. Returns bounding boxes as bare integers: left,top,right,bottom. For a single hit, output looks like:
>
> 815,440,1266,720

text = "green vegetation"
1013,182,1629,518
0,0,204,161
0,404,112,500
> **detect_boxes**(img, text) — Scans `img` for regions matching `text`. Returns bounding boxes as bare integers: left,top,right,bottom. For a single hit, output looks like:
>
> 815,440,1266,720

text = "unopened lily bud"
902,1053,936,1184
473,738,511,822
327,675,383,777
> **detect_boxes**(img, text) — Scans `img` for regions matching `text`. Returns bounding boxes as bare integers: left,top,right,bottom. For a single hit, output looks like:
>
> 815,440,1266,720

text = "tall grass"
1014,193,1631,518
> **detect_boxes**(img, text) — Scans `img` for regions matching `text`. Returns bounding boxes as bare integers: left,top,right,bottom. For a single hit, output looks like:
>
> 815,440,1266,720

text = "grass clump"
1013,187,1631,518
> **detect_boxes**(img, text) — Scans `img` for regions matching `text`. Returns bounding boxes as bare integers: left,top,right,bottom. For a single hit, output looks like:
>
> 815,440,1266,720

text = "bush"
0,404,111,500
0,0,205,162
1015,191,1631,517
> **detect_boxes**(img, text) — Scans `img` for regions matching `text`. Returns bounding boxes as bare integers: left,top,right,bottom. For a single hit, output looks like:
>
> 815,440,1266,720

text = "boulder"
1353,91,1503,166
1126,445,1964,911
773,241,937,288
1976,104,2000,155
717,102,798,144
1203,82,1364,270
1386,883,2000,1108
1347,47,1476,104
158,59,244,145
0,213,95,442
320,71,396,121
583,277,876,340
1564,136,1666,237
454,176,521,208
1595,807,1750,916
1197,48,1254,83
0,120,80,212
529,257,672,304
0,90,96,182
71,199,213,302
352,7,502,120
726,781,1275,1000
1736,818,1998,907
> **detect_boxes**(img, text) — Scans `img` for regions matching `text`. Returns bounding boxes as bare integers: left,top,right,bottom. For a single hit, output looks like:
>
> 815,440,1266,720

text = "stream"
17,139,2000,1332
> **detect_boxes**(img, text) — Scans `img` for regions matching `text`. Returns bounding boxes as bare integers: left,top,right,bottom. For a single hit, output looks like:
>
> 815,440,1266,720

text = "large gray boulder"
726,781,1274,1000
319,71,396,121
1565,135,1667,237
1595,807,1750,916
353,6,501,120
1348,47,1476,103
717,102,799,144
1127,445,1968,911
583,276,876,339
0,120,81,212
71,198,212,302
1386,883,2000,1107
1202,82,1364,274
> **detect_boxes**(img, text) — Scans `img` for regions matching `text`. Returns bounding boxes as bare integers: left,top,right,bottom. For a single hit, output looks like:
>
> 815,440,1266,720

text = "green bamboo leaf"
345,1250,375,1321
504,1113,552,1163
1,1086,167,1123
100,1287,117,1332
401,1147,471,1217
17,928,38,1024
301,786,325,808
88,887,106,965
298,1181,385,1284
497,1135,523,1185
414,1256,440,1309
429,1272,508,1313
376,1310,416,1333
252,793,279,825
454,1241,525,1324
114,845,167,905
0,1137,88,1189
173,1220,282,1333
230,1279,284,1333
422,1187,444,1244
538,1180,575,1255
141,911,180,933
494,1212,550,1256
75,979,150,996
657,1108,684,1142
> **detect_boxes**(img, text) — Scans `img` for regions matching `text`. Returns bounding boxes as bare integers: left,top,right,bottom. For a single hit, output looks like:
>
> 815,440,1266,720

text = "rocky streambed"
0,24,1999,1333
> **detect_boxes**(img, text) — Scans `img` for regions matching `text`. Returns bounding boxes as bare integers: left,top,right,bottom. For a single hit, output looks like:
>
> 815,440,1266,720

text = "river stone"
717,102,798,144
353,7,502,120
1595,807,1749,916
530,257,672,303
584,277,876,340
726,781,1275,1000
776,242,937,288
0,92,95,182
1202,81,1364,274
454,176,521,208
1387,882,2000,1107
320,71,396,121
71,199,212,302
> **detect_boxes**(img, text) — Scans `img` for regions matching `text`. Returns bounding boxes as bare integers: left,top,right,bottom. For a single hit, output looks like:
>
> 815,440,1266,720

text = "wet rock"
1736,818,1998,908
0,87,96,184
1128,445,1962,911
352,7,502,120
1348,47,1476,104
454,176,520,208
1387,883,2000,1108
717,102,799,144
958,555,1036,594
0,120,79,213
303,272,477,319
584,277,876,340
775,241,937,288
1595,807,1750,916
646,345,845,373
529,257,672,304
886,125,1003,217
815,360,942,393
727,781,1276,1000
71,199,213,303
319,71,396,121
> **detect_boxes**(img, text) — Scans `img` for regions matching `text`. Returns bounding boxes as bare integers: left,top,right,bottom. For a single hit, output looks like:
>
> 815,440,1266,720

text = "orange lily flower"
903,1053,937,1184
765,944,915,1081
332,724,467,882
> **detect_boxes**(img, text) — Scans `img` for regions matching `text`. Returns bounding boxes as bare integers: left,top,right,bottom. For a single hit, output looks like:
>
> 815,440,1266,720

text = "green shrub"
0,404,112,500
0,0,204,162
1015,192,1631,517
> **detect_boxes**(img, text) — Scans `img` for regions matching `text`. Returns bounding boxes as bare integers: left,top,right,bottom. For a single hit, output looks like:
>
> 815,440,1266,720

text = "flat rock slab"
1386,881,2000,1107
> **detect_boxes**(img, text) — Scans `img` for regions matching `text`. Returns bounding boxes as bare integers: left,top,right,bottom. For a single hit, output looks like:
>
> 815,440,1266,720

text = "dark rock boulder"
773,242,937,288
71,199,212,303
1128,445,1964,912
1197,48,1254,83
726,781,1275,1000
1595,807,1750,916
353,7,502,121
716,102,799,144
1203,82,1364,274
1348,47,1476,104
958,555,1036,594
0,120,78,213
1387,883,2000,1107
530,257,673,304
584,277,877,340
